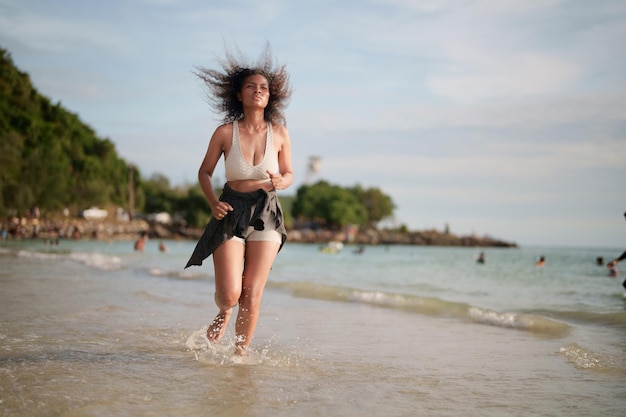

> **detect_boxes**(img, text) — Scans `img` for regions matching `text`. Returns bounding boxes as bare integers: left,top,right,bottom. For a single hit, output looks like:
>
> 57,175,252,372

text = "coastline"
2,217,517,247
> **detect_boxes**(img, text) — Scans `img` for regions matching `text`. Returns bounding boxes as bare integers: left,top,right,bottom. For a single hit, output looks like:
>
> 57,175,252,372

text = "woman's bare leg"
234,240,280,355
208,239,245,342
207,308,230,343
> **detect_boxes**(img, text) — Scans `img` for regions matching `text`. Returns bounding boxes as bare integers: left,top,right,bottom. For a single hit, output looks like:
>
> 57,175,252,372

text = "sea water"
1,239,625,416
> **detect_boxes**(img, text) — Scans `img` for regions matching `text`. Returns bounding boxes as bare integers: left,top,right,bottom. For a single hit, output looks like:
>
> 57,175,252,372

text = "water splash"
185,328,261,366
558,343,622,373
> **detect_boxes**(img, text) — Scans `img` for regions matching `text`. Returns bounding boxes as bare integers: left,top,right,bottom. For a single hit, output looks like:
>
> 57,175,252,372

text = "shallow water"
1,239,625,416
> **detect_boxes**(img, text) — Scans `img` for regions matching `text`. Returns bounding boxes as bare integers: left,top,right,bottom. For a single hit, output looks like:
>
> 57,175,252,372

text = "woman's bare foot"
207,310,231,343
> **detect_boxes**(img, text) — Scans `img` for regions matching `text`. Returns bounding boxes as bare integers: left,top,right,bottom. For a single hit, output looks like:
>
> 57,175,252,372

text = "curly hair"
194,43,292,126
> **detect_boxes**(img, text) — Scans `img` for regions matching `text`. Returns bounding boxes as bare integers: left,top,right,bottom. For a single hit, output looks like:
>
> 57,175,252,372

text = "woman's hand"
212,201,233,220
267,170,284,190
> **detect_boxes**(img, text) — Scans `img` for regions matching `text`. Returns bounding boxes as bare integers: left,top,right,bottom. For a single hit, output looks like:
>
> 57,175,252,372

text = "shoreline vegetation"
2,216,518,248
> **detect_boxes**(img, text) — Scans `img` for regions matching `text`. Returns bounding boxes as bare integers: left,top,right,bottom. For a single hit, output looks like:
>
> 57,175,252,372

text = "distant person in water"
184,44,294,356
134,232,148,252
536,256,546,267
605,211,626,289
606,252,626,274
159,241,168,252
476,252,485,264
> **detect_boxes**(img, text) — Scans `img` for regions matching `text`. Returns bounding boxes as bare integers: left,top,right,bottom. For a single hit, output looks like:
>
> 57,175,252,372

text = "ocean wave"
540,310,626,328
68,252,122,271
145,267,207,281
468,307,570,337
268,281,571,338
13,248,123,271
0,247,15,255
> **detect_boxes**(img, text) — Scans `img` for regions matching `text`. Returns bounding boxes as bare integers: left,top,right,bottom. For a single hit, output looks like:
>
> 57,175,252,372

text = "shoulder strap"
232,120,240,146
266,122,273,146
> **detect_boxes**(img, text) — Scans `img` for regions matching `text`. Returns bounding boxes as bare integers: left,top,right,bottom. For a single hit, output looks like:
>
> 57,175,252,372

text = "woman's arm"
267,124,293,191
198,124,233,213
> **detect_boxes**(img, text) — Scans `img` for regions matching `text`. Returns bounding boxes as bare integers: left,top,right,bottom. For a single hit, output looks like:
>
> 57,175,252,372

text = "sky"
1,0,625,248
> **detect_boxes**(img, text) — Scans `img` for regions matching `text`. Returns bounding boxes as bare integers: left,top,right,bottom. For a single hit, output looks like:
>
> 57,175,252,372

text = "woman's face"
238,74,270,109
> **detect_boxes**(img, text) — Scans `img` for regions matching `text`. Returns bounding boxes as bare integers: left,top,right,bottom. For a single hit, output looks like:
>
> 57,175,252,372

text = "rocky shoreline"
2,217,517,248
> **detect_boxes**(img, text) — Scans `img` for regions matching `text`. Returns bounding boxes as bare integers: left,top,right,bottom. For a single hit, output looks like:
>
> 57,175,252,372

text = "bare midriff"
226,179,273,193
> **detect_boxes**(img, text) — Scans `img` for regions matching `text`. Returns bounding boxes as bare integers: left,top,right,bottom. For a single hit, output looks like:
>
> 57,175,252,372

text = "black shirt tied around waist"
184,183,287,269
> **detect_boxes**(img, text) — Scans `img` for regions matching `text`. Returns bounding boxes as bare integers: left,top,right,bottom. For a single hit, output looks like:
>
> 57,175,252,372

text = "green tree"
142,173,175,214
350,185,395,226
176,183,212,227
292,181,369,228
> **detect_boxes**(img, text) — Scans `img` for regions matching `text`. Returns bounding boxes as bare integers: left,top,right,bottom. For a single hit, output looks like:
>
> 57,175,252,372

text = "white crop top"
225,120,279,182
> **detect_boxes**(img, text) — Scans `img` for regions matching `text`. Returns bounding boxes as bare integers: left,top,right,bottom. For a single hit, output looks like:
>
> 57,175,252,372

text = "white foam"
468,306,571,337
16,250,58,261
68,252,123,271
14,249,123,271
559,343,615,371
468,306,522,328
348,290,391,304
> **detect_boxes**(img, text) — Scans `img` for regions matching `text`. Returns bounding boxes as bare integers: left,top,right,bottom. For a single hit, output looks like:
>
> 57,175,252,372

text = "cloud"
291,90,626,138
28,67,108,101
0,5,131,54
427,52,580,101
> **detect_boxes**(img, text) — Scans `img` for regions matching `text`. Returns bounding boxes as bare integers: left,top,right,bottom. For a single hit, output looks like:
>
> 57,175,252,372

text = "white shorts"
230,226,282,245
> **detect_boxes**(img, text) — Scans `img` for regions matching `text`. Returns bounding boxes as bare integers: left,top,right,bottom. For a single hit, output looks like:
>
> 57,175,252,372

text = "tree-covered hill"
0,47,138,217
